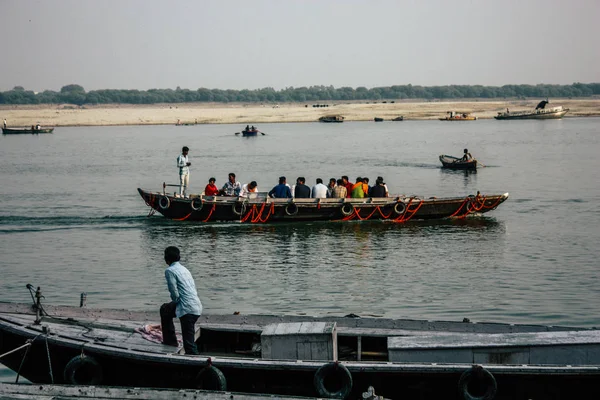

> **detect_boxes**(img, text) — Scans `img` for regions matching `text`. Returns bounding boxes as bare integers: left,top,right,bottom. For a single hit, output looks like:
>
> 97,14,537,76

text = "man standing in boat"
3,118,6,129
177,146,191,197
160,246,202,355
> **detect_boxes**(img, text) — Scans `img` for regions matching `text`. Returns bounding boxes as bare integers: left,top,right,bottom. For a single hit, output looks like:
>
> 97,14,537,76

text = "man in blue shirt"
160,246,203,355
268,176,292,198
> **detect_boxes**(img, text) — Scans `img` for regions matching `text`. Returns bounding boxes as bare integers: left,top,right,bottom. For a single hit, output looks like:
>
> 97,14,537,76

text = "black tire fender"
232,201,246,216
63,355,103,385
159,196,170,210
458,366,497,400
313,362,352,399
191,197,203,211
194,365,227,391
393,201,406,215
340,203,354,216
285,202,299,216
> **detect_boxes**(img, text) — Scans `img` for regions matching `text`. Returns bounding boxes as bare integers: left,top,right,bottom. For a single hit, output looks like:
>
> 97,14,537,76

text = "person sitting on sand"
461,148,473,162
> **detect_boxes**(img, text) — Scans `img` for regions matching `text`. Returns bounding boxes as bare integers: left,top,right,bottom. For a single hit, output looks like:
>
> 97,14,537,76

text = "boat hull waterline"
137,188,508,223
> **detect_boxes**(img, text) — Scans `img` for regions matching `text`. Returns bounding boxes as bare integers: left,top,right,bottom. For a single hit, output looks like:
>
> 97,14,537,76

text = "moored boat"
392,116,404,121
137,186,507,223
1,298,600,400
495,100,569,120
373,117,384,122
318,115,344,123
439,111,477,121
2,127,54,134
439,154,478,170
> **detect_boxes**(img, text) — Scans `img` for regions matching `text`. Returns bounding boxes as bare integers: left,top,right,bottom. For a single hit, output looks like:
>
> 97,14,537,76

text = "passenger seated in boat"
245,125,250,131
461,148,473,162
240,181,258,197
331,179,347,198
204,177,219,196
268,176,292,198
293,177,311,198
36,124,41,130
351,177,368,198
250,125,255,131
369,178,387,197
219,173,242,196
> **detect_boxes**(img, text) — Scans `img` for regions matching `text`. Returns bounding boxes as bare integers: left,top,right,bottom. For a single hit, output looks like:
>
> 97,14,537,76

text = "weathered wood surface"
0,383,315,400
1,302,587,334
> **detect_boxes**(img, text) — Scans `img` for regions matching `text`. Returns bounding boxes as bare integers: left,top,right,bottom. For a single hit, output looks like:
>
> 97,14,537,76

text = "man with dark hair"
332,179,347,198
342,175,353,198
369,177,387,197
268,176,292,198
160,246,203,355
220,172,242,196
327,178,336,198
311,178,328,198
176,146,191,197
294,177,311,198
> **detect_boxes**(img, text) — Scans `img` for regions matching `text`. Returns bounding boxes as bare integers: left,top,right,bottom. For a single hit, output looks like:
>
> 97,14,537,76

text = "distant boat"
2,127,54,135
439,112,477,121
495,100,569,120
242,128,259,137
392,116,404,121
374,117,384,122
318,115,344,123
439,154,478,170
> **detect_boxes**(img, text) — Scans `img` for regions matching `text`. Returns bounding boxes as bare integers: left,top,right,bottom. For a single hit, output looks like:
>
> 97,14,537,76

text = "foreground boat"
2,127,54,134
1,298,600,400
137,186,508,223
439,155,478,170
495,100,569,120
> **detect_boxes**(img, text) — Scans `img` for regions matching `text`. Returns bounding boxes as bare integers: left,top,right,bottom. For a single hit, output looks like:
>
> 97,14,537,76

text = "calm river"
1,119,599,377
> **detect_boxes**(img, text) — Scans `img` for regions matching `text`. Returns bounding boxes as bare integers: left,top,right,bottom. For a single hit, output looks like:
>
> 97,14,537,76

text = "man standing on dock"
177,146,191,197
160,246,202,355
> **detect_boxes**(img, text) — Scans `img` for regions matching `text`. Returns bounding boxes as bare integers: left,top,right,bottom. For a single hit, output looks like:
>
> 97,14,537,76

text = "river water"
1,118,599,349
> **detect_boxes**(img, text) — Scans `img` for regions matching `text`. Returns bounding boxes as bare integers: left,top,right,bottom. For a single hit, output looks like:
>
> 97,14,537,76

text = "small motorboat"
374,117,384,122
439,154,478,170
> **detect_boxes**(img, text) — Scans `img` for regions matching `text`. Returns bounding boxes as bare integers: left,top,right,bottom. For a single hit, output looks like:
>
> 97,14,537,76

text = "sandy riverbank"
1,99,599,127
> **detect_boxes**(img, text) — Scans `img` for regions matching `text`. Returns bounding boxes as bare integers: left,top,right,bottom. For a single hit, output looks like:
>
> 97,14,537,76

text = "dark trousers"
160,301,199,355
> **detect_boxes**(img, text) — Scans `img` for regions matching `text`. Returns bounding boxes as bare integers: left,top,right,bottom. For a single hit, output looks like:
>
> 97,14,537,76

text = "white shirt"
240,183,259,197
177,154,189,175
311,183,328,198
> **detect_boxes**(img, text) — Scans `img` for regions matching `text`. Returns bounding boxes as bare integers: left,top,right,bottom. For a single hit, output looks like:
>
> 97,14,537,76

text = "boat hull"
242,130,258,137
138,188,507,223
2,127,54,134
1,303,600,400
494,109,569,120
439,155,478,170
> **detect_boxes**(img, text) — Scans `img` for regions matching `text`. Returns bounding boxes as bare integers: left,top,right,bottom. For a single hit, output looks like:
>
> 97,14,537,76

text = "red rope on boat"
201,203,217,222
240,205,255,222
393,198,424,223
449,196,471,218
251,202,267,223
173,212,193,221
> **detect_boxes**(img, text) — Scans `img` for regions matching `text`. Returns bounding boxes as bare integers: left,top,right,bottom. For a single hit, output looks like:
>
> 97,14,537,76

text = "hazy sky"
1,0,599,92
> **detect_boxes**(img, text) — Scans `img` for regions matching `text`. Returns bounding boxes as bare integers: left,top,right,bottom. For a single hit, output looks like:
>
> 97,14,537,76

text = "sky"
1,0,599,92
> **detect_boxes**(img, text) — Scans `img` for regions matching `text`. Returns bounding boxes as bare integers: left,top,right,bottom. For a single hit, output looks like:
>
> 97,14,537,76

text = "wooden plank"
0,383,316,399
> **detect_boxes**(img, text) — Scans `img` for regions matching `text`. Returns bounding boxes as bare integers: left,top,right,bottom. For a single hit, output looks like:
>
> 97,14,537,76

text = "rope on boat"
202,203,217,222
0,341,32,359
15,334,43,383
45,335,54,384
392,198,424,223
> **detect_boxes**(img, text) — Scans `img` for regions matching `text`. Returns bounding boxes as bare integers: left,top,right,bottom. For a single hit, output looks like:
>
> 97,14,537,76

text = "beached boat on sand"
318,115,344,123
137,186,508,223
439,154,478,170
439,112,477,121
2,127,54,134
1,297,600,400
495,100,569,120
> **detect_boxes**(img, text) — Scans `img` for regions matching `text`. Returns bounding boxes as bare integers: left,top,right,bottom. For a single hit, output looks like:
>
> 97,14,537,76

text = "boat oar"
234,132,240,135
476,159,486,167
259,131,266,136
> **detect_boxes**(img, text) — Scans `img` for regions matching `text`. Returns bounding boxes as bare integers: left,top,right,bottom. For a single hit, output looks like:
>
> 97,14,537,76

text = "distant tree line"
1,83,599,105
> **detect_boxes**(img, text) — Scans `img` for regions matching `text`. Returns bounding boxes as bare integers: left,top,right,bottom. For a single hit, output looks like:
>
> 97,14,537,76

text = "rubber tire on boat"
194,365,227,391
190,197,203,211
159,196,170,210
313,362,352,399
458,367,497,400
285,202,299,216
340,203,354,217
232,201,246,216
63,355,103,385
393,201,406,215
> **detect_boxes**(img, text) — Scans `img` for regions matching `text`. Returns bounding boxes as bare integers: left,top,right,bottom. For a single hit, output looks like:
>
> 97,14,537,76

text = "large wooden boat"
318,115,344,123
495,100,569,120
1,298,600,400
439,154,478,170
439,112,477,121
2,127,54,134
137,186,508,223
